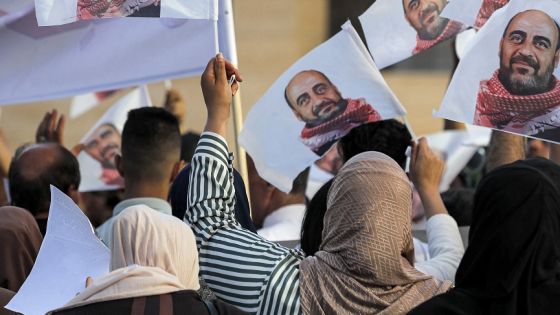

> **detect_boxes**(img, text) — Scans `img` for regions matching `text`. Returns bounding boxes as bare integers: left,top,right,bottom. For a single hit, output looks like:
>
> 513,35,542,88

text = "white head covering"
56,205,200,311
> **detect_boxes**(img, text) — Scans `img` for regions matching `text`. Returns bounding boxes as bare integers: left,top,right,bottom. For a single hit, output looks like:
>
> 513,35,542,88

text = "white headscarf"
57,205,200,310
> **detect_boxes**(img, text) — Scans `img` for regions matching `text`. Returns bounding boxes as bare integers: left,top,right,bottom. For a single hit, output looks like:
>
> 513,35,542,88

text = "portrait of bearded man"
77,0,161,20
402,0,464,54
284,70,382,156
474,10,560,140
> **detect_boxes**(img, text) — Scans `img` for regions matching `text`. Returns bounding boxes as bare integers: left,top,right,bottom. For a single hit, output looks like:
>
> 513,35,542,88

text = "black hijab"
410,158,560,315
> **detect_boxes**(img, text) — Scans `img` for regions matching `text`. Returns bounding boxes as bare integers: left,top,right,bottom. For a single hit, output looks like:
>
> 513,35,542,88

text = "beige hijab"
300,152,451,315
59,205,200,309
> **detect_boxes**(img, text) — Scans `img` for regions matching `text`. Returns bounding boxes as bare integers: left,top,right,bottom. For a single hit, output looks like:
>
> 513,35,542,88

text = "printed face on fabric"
285,70,346,127
84,123,121,169
402,0,450,40
499,10,560,96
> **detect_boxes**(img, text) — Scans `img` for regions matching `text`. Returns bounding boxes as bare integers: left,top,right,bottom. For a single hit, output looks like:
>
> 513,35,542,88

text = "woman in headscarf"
298,151,451,314
410,158,560,314
0,206,43,292
51,205,247,314
186,56,454,314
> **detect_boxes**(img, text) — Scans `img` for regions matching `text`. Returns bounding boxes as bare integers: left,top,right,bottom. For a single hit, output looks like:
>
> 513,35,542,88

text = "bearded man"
402,0,463,54
284,70,381,156
474,10,560,140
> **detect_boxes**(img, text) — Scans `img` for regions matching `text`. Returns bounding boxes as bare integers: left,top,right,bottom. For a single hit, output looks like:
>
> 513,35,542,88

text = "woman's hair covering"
0,206,43,291
299,152,451,314
111,205,200,290
168,164,256,232
454,158,560,314
300,179,333,256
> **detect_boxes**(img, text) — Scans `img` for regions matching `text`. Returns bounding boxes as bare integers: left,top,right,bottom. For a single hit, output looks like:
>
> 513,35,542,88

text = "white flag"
69,90,118,119
239,22,406,192
6,186,110,315
34,0,217,26
78,86,151,192
0,4,216,105
442,0,510,29
437,0,560,144
360,0,465,70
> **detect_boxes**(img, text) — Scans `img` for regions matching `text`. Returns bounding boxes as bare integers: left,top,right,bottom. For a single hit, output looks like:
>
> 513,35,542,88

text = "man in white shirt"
96,107,182,246
247,155,309,243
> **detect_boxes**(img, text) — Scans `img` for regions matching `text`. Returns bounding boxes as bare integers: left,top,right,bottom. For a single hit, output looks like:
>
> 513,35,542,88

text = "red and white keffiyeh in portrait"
300,98,381,153
474,0,509,29
77,0,161,20
412,20,464,54
474,70,560,131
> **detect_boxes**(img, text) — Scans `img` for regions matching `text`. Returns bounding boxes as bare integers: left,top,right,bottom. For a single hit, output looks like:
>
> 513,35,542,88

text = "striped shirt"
186,132,304,315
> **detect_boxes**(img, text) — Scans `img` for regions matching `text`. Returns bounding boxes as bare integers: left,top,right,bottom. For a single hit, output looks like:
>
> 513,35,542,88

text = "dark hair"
9,144,80,215
338,119,411,169
122,107,181,182
300,179,333,256
290,167,310,195
284,70,334,110
502,10,560,51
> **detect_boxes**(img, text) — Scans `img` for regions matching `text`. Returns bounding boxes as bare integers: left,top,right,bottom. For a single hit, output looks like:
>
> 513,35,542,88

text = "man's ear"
554,49,560,68
115,154,124,177
169,160,184,184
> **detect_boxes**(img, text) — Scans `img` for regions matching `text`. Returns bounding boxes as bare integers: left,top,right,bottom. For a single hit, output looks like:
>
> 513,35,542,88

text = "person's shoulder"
408,289,479,315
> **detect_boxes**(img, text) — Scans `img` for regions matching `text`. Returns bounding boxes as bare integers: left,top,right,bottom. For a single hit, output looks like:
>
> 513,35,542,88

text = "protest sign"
239,22,406,192
442,0,510,29
35,0,217,26
70,90,118,119
0,4,216,105
360,0,465,69
6,185,110,315
437,0,560,143
77,87,151,192
424,130,485,192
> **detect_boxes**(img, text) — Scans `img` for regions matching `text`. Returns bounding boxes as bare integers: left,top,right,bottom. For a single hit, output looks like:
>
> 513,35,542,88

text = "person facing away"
0,206,43,292
96,107,182,246
8,143,81,236
163,88,201,163
410,158,560,315
186,53,451,314
50,205,247,315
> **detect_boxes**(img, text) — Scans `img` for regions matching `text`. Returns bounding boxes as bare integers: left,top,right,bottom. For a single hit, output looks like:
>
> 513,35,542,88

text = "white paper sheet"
442,0,510,28
6,185,110,315
239,22,406,192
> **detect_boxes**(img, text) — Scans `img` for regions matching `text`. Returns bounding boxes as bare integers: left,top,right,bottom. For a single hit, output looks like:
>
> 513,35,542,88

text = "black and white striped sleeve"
186,132,303,315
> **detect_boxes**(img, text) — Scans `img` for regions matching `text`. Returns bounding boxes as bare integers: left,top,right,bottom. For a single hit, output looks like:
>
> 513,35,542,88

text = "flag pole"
218,0,251,210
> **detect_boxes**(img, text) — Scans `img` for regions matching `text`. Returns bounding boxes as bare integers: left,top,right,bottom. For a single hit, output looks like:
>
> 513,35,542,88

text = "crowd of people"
0,53,559,315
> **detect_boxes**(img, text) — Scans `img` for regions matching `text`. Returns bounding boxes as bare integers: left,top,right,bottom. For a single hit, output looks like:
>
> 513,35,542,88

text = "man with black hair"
9,143,81,235
96,107,182,246
247,155,309,244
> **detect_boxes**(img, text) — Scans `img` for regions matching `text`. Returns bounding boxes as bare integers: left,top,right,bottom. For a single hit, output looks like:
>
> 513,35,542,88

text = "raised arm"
186,54,302,315
486,130,525,172
409,138,464,282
